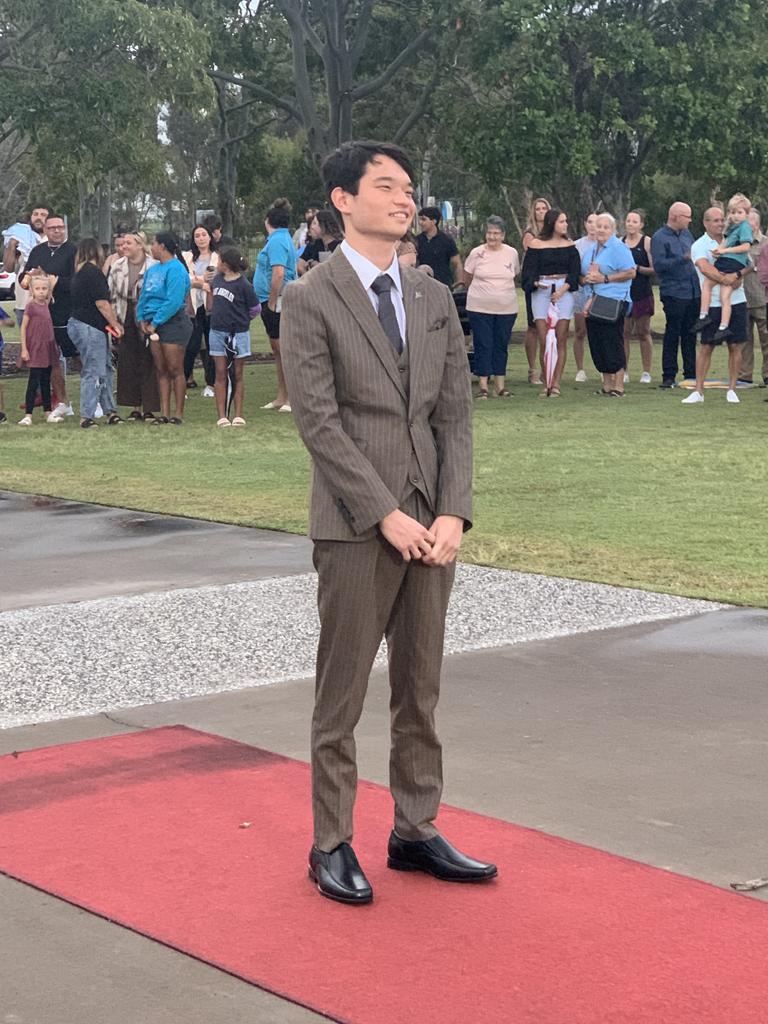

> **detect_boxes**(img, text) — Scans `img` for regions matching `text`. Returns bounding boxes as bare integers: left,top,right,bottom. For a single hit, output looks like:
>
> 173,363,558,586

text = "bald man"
682,207,746,405
650,202,700,387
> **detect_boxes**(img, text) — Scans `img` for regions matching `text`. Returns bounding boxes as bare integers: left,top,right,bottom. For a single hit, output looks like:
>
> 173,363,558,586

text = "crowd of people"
1,189,767,427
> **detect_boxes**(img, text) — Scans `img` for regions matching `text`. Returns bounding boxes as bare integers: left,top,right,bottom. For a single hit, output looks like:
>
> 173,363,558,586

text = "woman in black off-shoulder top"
521,209,582,397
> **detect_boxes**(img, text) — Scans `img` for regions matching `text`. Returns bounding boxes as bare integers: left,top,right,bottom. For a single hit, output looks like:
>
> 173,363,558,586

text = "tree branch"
349,0,376,73
352,27,434,100
207,69,300,120
393,68,439,143
274,0,327,58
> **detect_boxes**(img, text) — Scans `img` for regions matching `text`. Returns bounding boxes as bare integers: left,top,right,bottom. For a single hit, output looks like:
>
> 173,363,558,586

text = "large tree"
0,0,209,236
209,0,465,169
454,0,768,225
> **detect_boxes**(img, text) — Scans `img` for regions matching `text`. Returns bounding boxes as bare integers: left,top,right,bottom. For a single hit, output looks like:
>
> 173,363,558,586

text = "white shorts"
530,278,575,322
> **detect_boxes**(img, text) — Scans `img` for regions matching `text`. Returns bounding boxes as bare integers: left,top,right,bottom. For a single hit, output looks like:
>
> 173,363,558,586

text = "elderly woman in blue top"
581,213,636,397
136,231,191,424
255,198,297,413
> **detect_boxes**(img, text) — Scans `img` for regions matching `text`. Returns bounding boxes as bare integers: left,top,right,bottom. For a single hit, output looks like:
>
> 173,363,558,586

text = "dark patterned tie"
370,274,404,355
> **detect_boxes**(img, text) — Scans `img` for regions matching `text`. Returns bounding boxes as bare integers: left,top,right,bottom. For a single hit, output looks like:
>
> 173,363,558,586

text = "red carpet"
1,725,767,1024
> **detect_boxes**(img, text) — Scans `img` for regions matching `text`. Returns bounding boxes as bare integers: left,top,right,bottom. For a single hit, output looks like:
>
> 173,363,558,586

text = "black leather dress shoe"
308,843,373,904
387,831,498,882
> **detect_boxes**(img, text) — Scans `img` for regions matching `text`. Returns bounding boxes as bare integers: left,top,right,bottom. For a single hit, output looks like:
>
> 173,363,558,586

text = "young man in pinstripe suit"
281,141,497,905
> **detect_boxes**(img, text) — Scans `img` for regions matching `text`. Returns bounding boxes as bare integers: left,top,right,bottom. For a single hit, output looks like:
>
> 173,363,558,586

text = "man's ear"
330,187,350,218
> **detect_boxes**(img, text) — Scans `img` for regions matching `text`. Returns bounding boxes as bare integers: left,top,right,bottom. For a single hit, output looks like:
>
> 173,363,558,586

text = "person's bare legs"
573,313,586,372
149,339,171,418
163,344,186,419
477,374,489,395
270,337,289,406
213,355,228,419
728,342,744,390
233,358,245,418
694,344,714,395
525,325,540,382
551,320,570,392
718,285,733,330
493,374,507,395
637,315,653,374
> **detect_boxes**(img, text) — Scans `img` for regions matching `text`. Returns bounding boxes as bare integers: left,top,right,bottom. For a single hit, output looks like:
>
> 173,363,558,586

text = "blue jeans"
67,318,117,418
468,311,516,377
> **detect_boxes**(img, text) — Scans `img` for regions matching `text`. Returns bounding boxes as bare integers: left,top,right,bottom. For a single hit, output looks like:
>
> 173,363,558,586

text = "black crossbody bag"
587,244,629,322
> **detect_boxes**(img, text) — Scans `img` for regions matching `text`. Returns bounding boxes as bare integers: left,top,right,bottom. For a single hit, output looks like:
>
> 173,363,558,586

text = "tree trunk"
97,176,112,247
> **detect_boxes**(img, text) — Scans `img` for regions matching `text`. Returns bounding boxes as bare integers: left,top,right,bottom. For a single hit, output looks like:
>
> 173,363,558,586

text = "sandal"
217,417,231,427
80,417,97,429
169,417,183,425
107,413,123,425
231,416,246,426
495,388,511,397
149,416,169,425
127,410,143,421
548,387,561,398
143,411,157,421
476,389,489,400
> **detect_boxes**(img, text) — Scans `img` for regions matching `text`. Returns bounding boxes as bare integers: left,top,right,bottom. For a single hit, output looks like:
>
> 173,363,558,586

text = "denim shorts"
208,328,251,358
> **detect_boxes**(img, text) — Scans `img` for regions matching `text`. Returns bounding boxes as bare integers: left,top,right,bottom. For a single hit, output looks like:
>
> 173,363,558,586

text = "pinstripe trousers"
311,490,456,852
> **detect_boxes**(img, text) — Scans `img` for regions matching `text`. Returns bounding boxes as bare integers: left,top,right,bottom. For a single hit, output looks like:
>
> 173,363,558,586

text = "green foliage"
453,0,768,223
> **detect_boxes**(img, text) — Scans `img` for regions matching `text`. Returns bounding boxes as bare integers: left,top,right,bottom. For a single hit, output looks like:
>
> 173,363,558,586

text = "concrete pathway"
2,491,767,1024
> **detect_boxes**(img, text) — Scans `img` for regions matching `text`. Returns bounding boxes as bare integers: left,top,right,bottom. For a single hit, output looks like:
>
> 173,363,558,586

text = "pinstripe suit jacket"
280,247,473,542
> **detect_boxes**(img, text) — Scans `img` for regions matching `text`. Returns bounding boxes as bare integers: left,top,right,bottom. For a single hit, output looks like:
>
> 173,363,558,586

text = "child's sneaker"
53,401,74,418
18,414,32,425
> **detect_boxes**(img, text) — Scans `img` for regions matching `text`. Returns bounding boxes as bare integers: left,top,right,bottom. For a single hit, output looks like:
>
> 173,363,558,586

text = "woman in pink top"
463,216,520,398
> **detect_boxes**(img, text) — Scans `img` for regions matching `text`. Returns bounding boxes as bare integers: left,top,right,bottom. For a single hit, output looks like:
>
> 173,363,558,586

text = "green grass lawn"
2,337,766,608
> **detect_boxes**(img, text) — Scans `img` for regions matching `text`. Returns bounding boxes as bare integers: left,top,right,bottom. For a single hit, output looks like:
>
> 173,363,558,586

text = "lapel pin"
415,291,422,299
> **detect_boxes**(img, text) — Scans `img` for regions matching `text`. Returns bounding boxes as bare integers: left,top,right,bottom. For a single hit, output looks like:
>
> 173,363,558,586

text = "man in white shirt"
683,207,747,404
281,140,495,906
3,205,48,326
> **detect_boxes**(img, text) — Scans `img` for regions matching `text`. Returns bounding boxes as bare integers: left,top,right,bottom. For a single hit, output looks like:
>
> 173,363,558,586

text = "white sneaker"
623,372,630,383
46,411,63,423
18,414,32,425
202,386,215,398
54,401,74,418
278,403,292,413
574,370,587,382
681,391,704,404
726,389,740,403
639,372,652,384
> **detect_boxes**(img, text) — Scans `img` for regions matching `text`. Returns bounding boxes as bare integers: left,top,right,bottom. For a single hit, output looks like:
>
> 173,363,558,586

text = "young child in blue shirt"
695,198,752,341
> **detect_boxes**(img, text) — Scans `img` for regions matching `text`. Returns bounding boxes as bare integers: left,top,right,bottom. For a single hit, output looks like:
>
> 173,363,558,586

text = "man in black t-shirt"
416,206,462,288
21,213,78,415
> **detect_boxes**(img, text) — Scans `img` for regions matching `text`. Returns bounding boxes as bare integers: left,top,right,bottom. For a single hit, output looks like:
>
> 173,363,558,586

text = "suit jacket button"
399,367,406,372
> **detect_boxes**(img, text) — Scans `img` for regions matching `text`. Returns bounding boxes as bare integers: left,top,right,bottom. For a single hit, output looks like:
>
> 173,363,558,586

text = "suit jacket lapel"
401,268,427,414
329,250,407,401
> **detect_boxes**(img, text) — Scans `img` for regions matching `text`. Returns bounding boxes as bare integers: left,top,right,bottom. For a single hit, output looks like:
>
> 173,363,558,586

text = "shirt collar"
341,239,402,296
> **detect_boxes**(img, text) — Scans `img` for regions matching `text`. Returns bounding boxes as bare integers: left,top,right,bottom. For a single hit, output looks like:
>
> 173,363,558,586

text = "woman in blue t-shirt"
254,198,297,413
136,232,191,424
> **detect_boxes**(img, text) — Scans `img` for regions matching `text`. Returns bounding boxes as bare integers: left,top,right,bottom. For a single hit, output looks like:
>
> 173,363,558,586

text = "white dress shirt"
341,239,407,346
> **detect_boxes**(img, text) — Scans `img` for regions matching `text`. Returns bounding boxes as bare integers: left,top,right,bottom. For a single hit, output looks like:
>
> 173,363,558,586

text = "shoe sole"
307,866,373,904
387,857,498,882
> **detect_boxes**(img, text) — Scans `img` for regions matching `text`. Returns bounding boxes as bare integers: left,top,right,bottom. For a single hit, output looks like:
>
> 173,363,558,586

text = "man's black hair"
44,213,64,222
418,206,441,226
321,141,414,213
202,213,223,232
29,203,49,214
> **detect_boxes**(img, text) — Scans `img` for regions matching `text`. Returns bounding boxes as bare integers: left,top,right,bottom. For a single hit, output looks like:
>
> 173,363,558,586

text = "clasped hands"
379,508,463,566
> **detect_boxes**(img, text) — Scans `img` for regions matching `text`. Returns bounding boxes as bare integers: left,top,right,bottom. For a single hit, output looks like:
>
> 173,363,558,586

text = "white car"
0,270,15,301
